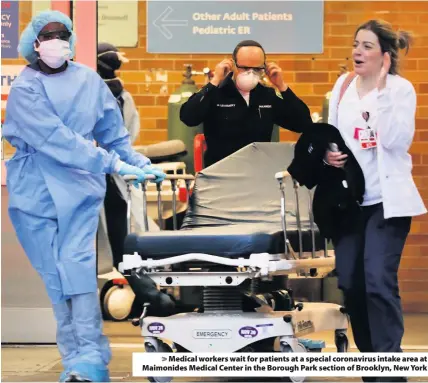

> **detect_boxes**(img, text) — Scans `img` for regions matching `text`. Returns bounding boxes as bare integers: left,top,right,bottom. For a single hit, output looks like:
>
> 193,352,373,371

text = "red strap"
193,133,207,173
338,71,357,107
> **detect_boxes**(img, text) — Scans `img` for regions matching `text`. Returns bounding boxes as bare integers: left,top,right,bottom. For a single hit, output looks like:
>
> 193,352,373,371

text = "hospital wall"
2,0,428,313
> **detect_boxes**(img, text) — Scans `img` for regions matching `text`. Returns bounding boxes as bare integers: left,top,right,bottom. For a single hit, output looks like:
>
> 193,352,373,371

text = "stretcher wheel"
147,375,172,383
280,343,306,383
146,341,173,383
335,331,349,353
100,280,134,322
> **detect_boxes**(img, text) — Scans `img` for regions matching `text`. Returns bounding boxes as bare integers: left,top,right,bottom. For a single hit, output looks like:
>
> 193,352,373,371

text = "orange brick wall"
2,1,428,312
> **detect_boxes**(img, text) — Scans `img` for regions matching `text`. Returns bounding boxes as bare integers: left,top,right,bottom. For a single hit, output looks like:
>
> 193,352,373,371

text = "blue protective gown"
2,61,150,303
3,61,150,378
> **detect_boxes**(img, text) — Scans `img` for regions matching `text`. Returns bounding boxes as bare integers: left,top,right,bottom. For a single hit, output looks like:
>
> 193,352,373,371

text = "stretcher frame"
121,171,334,279
119,171,349,382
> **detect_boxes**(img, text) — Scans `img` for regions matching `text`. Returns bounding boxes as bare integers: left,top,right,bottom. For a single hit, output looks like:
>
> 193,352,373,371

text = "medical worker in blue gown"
2,10,165,382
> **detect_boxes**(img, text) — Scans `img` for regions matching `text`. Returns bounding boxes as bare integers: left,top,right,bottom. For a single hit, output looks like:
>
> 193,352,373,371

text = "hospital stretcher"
119,143,349,383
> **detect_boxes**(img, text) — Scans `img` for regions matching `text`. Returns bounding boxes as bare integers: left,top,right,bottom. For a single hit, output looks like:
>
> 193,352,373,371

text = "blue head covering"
18,10,77,64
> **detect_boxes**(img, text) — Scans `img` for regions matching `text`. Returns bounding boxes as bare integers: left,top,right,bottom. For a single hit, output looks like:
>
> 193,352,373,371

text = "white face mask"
35,38,72,69
97,50,129,64
236,71,260,92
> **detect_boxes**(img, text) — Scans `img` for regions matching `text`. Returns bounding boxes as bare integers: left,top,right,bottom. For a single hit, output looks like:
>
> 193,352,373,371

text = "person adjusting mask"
180,40,312,167
235,69,260,92
2,10,165,383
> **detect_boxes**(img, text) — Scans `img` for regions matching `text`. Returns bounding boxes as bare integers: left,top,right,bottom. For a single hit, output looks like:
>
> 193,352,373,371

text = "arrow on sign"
153,6,188,40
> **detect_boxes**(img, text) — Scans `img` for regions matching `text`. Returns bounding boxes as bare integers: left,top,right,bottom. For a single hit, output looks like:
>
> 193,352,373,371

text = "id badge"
358,128,377,150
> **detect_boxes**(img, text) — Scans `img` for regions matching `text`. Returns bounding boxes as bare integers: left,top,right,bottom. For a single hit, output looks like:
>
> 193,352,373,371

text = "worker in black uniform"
180,40,312,167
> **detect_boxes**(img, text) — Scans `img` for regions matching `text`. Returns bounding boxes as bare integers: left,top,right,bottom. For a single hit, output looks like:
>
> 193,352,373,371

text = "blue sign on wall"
147,1,324,54
1,0,19,59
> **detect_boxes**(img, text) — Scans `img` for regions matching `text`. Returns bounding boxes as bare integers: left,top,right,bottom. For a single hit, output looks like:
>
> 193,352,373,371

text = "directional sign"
1,1,20,58
153,6,189,40
147,1,323,54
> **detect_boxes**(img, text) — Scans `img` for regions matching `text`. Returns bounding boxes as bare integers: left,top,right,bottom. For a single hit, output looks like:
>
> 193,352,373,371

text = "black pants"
333,203,411,357
104,174,127,269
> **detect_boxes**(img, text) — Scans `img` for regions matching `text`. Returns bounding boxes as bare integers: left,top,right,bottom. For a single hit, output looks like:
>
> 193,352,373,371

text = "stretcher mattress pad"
124,143,325,259
124,223,323,259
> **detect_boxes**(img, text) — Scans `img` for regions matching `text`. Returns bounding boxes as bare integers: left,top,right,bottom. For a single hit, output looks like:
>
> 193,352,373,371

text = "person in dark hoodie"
97,42,140,143
97,42,141,271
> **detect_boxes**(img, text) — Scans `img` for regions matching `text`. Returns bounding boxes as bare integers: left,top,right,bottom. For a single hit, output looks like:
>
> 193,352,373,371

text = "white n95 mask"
35,39,72,69
236,71,260,92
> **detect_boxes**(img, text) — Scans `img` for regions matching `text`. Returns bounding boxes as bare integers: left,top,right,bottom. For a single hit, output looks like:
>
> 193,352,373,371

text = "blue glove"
117,162,147,187
143,165,166,183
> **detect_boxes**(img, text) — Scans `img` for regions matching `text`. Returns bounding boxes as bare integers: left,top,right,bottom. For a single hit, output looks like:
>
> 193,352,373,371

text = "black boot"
125,270,175,317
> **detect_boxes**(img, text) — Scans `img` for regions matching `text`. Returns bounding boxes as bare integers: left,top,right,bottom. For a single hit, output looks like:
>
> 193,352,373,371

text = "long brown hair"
355,19,412,75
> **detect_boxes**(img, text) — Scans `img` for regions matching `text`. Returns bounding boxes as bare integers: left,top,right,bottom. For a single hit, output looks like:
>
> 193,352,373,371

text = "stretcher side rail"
123,173,195,233
275,170,328,261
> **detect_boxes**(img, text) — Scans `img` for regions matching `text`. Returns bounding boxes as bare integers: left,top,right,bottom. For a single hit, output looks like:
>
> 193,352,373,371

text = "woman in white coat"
326,19,426,381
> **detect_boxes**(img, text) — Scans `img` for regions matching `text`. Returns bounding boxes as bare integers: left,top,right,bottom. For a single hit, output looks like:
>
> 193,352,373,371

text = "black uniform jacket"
287,123,366,240
180,72,312,167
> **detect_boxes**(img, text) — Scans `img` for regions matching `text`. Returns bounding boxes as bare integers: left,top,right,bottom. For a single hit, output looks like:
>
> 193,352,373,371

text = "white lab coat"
328,73,426,219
